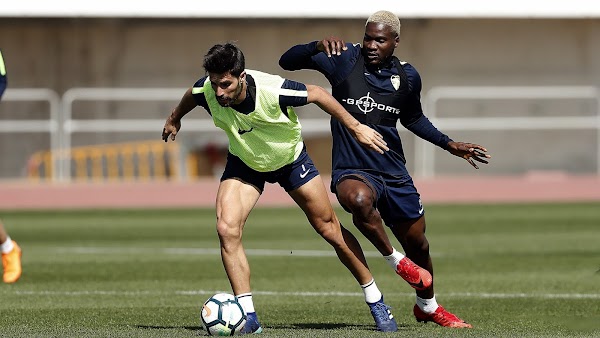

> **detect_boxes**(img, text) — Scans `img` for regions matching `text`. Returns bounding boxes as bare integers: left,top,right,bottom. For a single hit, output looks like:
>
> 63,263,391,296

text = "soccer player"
0,49,23,284
162,43,432,333
279,10,491,328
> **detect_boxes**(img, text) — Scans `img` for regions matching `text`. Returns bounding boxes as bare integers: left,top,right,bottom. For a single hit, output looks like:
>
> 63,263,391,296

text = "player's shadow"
135,322,410,332
135,323,362,331
134,325,201,331
280,322,411,330
134,323,373,331
279,323,373,330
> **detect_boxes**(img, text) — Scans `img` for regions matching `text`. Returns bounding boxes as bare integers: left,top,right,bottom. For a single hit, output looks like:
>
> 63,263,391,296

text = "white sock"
0,236,14,254
361,278,383,304
383,247,405,270
236,292,255,313
416,295,439,314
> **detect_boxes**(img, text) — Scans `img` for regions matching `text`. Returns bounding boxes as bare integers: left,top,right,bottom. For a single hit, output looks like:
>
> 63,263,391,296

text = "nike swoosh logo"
408,279,425,289
299,164,310,179
418,206,424,214
238,127,253,135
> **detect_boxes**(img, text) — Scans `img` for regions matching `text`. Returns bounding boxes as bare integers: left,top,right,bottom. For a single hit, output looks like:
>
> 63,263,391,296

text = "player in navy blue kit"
280,10,490,328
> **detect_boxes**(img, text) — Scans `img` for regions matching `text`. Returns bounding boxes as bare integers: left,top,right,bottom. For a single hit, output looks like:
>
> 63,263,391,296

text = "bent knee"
312,219,344,246
216,219,243,241
339,190,374,212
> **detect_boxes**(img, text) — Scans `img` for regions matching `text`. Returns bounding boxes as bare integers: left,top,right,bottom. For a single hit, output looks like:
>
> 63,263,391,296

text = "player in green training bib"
162,43,391,334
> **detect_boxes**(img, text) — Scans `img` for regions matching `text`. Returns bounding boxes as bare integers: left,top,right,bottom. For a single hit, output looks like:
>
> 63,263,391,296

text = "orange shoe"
2,240,22,283
396,257,432,290
414,304,472,328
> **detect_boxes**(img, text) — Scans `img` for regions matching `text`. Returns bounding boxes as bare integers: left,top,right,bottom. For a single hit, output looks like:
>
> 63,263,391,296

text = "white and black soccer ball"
201,293,247,336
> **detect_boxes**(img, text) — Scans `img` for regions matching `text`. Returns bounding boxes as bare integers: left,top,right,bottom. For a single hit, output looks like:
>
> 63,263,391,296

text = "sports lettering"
342,92,401,115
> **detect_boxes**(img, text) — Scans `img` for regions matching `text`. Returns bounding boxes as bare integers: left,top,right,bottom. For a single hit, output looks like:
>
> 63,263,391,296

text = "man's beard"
218,79,244,107
218,96,235,107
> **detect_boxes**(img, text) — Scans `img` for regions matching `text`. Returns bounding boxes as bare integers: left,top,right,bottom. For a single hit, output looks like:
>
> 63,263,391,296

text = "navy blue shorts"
331,169,424,225
221,147,320,193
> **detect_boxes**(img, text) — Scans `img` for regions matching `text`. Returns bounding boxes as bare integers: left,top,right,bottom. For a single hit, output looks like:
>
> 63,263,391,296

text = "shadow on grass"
272,322,413,330
135,325,201,331
134,322,411,332
134,323,372,331
282,323,371,330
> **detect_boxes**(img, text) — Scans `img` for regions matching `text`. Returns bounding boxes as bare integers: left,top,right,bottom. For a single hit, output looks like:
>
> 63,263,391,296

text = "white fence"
418,86,600,177
1,86,599,181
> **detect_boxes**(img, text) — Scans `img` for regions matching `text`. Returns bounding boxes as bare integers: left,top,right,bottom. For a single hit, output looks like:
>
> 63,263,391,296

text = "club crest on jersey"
391,75,401,90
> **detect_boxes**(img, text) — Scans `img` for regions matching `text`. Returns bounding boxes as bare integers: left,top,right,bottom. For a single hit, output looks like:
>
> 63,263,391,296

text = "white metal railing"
418,86,600,177
1,86,599,181
0,88,61,180
61,88,190,181
60,88,332,181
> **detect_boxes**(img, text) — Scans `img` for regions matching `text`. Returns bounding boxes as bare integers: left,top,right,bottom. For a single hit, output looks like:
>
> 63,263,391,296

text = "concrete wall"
1,18,599,178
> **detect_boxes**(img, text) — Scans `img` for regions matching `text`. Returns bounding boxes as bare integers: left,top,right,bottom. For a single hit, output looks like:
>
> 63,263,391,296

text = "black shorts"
221,147,320,193
331,169,424,224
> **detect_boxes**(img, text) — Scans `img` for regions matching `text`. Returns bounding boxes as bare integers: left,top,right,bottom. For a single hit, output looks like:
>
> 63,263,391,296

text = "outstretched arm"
279,36,348,70
280,38,357,87
446,141,491,169
306,84,388,154
279,37,348,70
162,87,197,142
404,115,491,169
279,41,322,71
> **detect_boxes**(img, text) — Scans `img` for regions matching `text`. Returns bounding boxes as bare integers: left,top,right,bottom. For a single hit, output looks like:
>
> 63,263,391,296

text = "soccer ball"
201,293,247,336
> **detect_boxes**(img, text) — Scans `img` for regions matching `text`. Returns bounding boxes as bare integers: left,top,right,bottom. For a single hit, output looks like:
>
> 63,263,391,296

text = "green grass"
0,203,599,337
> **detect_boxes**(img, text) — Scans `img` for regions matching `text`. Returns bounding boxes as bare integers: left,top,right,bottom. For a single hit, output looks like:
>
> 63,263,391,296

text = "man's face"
362,22,399,66
209,71,245,107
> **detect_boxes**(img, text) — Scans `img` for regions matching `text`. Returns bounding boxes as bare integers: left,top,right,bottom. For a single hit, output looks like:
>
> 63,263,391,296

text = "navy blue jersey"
191,73,308,115
280,41,451,176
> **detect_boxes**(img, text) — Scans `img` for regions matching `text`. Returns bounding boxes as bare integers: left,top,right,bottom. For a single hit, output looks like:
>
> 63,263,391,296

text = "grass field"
0,203,599,337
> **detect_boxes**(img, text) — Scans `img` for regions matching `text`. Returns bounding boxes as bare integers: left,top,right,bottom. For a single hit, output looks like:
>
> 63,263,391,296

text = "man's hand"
317,36,348,57
446,141,491,169
350,124,389,154
162,116,181,142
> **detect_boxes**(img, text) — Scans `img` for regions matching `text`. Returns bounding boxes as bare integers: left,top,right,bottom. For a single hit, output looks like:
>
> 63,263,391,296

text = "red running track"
0,174,598,210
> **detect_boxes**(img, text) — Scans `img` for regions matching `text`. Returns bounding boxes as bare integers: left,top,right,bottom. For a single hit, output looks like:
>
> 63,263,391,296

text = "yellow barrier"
27,140,181,182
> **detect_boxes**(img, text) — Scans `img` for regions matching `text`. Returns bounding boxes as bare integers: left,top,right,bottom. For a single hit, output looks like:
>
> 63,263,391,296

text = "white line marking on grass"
53,246,388,257
178,290,600,300
13,290,600,300
15,290,154,295
53,246,445,258
442,292,600,299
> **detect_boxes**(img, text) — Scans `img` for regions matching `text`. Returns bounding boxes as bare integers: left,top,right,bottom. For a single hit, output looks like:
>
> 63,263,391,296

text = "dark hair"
202,43,245,76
